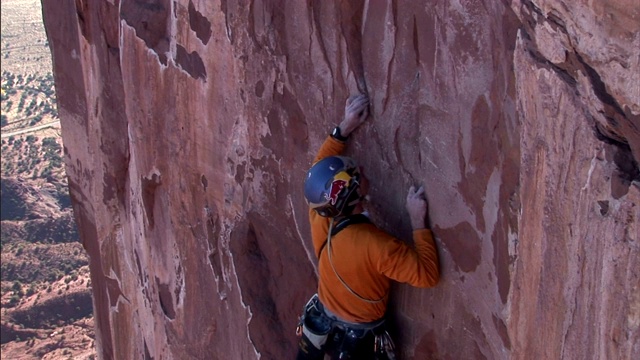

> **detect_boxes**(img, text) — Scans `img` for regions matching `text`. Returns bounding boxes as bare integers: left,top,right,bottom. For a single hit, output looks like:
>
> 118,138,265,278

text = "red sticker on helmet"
327,179,347,205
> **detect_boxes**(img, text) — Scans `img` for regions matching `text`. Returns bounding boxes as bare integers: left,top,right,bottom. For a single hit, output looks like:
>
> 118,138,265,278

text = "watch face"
332,127,345,140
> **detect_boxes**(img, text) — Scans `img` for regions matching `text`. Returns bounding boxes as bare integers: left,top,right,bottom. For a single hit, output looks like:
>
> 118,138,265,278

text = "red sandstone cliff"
41,0,638,359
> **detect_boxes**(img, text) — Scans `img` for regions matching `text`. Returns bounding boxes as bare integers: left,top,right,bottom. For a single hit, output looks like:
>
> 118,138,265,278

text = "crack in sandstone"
518,0,639,183
220,0,233,44
339,1,368,93
309,5,336,96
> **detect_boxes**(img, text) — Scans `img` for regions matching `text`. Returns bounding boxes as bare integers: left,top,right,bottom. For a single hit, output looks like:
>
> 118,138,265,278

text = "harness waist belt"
316,295,385,330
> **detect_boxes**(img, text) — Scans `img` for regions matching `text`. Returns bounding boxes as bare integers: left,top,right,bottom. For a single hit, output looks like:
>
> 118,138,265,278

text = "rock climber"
296,93,440,359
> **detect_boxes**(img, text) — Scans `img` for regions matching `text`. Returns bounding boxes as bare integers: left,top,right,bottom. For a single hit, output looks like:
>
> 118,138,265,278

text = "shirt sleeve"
377,228,440,287
313,135,346,163
309,136,346,257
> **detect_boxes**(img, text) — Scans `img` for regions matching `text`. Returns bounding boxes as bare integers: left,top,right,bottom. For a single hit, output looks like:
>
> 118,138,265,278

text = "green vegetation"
1,241,88,287
42,136,63,167
1,134,64,179
1,70,58,129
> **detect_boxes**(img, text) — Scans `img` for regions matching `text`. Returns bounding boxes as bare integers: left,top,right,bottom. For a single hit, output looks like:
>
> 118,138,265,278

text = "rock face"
41,0,639,359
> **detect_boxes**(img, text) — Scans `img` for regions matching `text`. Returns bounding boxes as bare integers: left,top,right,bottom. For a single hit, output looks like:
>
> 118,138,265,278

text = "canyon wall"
42,0,639,359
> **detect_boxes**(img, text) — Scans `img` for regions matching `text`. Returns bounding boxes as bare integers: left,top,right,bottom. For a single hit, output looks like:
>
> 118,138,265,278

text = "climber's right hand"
406,185,428,230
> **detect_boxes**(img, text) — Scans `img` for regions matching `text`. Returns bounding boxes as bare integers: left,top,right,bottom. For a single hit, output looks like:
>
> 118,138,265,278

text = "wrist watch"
331,126,349,142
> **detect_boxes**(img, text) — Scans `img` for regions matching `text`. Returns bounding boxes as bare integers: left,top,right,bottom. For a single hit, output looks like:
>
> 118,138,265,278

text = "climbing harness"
296,294,396,360
374,331,396,360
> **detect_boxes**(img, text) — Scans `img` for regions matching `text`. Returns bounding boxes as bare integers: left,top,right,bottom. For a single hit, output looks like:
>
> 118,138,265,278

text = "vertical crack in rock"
518,0,640,189
174,263,183,307
219,0,233,43
412,16,420,67
187,0,212,45
339,0,368,93
120,0,171,65
230,219,284,359
156,277,176,320
492,313,512,350
574,52,634,142
175,44,207,80
204,205,224,296
516,4,576,87
141,173,162,229
134,250,145,285
143,340,153,360
75,0,90,41
200,174,208,191
307,2,344,94
383,6,397,112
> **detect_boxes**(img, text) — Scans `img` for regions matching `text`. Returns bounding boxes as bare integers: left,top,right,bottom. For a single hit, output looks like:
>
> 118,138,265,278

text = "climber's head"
304,156,366,217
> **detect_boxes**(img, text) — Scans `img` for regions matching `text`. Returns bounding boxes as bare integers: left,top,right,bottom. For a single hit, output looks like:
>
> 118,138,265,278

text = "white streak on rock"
289,194,317,275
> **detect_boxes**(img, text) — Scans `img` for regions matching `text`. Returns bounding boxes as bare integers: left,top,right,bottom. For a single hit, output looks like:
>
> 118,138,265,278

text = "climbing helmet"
304,156,363,217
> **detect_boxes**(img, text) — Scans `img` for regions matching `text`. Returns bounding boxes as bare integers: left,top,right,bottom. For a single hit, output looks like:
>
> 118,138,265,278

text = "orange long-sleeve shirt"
309,136,440,323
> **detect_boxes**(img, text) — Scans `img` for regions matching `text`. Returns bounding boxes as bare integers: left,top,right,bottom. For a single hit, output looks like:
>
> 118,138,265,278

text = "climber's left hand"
339,93,369,137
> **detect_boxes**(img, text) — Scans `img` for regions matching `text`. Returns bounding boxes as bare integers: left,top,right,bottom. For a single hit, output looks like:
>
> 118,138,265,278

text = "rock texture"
41,0,639,359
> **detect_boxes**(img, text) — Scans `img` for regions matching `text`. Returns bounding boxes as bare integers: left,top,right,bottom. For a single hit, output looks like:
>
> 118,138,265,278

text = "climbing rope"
326,218,385,304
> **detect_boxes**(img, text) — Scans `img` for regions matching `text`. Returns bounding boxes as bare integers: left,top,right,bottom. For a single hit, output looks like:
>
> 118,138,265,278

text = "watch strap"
331,126,348,142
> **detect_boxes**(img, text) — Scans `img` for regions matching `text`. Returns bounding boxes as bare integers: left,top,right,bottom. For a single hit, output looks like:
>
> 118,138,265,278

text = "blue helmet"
304,156,362,217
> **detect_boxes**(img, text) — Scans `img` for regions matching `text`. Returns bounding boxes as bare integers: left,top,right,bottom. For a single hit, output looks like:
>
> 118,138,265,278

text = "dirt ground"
1,0,53,75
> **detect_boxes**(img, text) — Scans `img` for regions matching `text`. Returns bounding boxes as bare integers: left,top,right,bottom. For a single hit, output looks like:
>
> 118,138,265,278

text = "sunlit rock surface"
42,0,638,358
